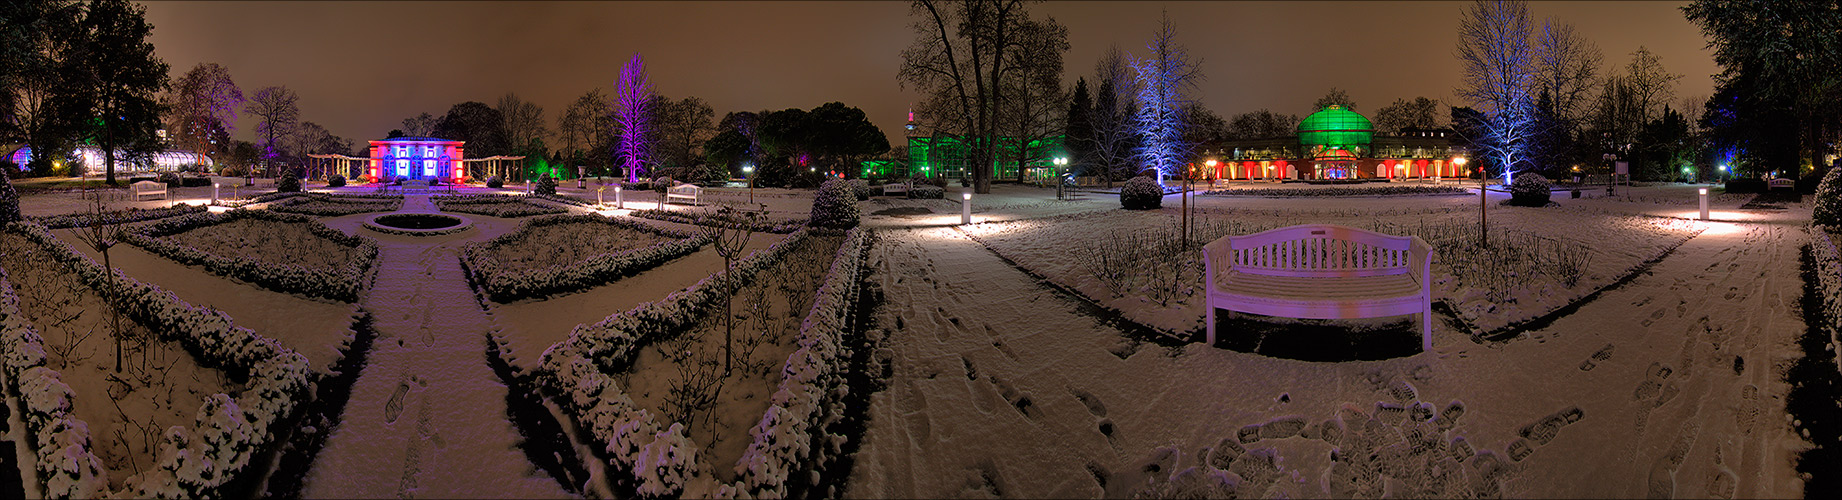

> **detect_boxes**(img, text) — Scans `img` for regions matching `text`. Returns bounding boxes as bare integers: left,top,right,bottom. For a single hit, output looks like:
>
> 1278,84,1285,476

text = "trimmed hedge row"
1202,184,1469,198
267,193,403,216
0,265,108,498
628,208,807,234
4,222,313,498
221,191,301,208
124,209,379,302
1814,227,1842,368
533,227,871,497
432,194,566,217
460,214,710,303
31,204,207,229
535,229,816,496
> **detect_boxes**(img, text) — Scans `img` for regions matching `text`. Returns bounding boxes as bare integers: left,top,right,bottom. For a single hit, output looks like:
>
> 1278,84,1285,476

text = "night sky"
141,1,1718,149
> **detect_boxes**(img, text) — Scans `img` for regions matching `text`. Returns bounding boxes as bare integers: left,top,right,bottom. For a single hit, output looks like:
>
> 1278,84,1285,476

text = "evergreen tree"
70,0,167,185
1065,78,1094,175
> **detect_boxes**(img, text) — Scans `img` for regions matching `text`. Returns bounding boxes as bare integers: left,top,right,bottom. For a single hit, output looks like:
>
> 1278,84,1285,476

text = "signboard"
1614,161,1629,175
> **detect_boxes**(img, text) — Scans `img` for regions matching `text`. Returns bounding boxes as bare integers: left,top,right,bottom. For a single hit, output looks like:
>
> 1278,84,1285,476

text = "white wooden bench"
1768,178,1794,190
130,180,166,201
882,182,910,196
1201,224,1437,351
666,183,702,205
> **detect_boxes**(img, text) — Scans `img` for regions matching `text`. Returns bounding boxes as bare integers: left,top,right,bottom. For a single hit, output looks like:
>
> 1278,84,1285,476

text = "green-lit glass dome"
1297,105,1373,149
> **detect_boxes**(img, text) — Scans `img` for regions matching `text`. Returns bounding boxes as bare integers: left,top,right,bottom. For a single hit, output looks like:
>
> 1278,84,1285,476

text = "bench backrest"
1215,224,1413,278
131,180,163,191
1768,178,1794,189
669,184,700,195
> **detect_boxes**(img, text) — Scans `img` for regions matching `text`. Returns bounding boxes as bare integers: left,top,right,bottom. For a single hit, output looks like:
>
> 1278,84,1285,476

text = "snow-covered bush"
1,172,22,224
1813,167,1842,228
124,209,380,301
0,267,110,499
1508,173,1552,207
487,175,504,188
908,184,944,200
326,174,346,188
848,179,871,201
268,193,402,216
1202,184,1467,197
536,175,559,195
276,172,303,193
461,214,709,302
31,204,206,229
432,194,565,217
809,178,860,229
1121,176,1163,210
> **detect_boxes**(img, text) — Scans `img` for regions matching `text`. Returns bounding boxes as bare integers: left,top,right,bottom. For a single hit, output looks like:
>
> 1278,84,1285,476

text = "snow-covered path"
847,220,1809,498
305,198,568,498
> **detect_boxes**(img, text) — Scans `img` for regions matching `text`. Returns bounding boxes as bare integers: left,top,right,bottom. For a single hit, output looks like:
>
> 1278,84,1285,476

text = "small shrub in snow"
848,179,871,201
1813,167,1842,228
908,184,944,200
1508,173,1552,207
536,175,559,195
276,170,303,193
1121,176,1163,210
487,175,504,188
809,178,860,229
326,174,346,187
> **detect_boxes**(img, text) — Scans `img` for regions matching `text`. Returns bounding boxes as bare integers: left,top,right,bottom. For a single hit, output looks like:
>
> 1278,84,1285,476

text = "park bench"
1768,178,1794,190
130,180,166,201
1201,224,1437,351
666,183,702,205
882,182,910,196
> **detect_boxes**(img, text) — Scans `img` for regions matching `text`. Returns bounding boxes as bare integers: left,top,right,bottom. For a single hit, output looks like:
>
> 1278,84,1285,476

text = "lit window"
395,145,407,157
424,146,435,157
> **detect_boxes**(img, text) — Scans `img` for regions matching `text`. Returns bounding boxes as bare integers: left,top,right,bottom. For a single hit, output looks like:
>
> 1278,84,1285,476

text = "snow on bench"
1768,178,1794,190
883,182,910,196
666,183,702,205
130,180,167,201
1201,224,1437,351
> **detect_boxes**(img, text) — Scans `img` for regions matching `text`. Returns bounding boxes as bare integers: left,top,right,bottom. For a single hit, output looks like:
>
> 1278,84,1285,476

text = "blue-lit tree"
1455,0,1538,184
1130,12,1201,184
614,53,654,183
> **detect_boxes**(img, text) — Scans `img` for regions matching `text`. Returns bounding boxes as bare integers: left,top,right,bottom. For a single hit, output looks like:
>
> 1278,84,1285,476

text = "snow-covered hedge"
1813,228,1842,369
220,191,300,208
534,227,872,498
461,214,710,303
1121,176,1163,210
808,178,860,229
531,192,594,207
432,194,566,217
908,184,945,200
267,193,403,216
628,209,807,234
730,227,869,497
534,229,816,496
124,209,379,302
0,173,20,224
4,222,312,499
0,265,109,498
30,204,207,229
1813,167,1842,227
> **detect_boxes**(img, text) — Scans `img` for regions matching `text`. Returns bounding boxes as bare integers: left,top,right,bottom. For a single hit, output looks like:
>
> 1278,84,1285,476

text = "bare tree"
653,96,715,177
496,92,547,150
401,112,437,137
245,85,299,169
1131,11,1204,182
1085,45,1141,186
900,0,1047,193
1622,46,1681,125
1534,20,1601,124
701,205,762,373
1225,109,1299,140
559,89,611,167
1455,0,1539,181
69,190,128,372
613,53,655,182
998,17,1069,183
1373,97,1443,134
165,62,242,162
1312,87,1357,112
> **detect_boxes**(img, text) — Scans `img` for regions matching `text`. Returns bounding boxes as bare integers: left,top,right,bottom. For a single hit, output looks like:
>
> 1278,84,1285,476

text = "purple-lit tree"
1130,11,1203,184
245,85,300,170
613,53,655,183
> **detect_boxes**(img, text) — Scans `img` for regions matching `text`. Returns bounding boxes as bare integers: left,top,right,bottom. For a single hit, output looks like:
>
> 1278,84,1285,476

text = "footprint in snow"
385,380,411,424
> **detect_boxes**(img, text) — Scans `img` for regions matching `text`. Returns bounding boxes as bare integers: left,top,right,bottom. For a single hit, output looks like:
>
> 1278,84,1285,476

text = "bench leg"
1421,306,1433,352
1205,305,1216,346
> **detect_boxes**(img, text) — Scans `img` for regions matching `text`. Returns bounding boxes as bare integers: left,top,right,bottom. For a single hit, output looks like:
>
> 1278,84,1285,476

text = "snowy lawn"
268,193,404,216
963,204,1700,337
155,217,365,274
461,215,711,303
431,194,566,218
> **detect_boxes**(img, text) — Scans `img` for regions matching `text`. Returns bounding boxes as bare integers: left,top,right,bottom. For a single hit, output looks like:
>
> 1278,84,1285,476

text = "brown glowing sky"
141,1,1718,149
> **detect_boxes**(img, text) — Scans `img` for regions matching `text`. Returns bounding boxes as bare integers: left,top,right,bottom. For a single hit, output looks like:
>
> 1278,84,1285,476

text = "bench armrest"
1408,236,1435,288
1200,236,1234,289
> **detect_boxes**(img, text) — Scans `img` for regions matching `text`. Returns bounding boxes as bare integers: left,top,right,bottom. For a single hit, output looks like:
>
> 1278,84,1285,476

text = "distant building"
865,108,1068,181
6,145,212,174
1199,105,1468,181
368,137,464,181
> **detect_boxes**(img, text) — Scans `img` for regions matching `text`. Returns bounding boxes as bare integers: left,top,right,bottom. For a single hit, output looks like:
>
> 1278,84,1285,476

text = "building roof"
374,136,464,144
1297,105,1373,148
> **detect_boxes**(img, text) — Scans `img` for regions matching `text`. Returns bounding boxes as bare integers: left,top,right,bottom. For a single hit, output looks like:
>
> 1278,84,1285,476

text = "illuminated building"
1199,105,1468,181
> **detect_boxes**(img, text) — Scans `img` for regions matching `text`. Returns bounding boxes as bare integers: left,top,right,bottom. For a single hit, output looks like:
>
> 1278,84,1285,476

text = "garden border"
627,208,807,234
432,194,567,217
123,209,379,302
4,222,313,498
459,214,712,303
267,193,404,217
30,204,206,229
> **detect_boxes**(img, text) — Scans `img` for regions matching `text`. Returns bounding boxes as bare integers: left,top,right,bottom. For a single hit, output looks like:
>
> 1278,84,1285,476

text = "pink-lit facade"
368,137,465,182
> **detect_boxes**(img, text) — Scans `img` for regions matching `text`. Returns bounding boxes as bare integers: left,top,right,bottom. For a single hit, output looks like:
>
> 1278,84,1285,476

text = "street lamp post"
742,164,755,204
1053,157,1068,200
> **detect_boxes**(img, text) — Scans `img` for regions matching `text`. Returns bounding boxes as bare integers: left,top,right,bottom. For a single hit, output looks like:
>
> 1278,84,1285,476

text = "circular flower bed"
363,213,472,236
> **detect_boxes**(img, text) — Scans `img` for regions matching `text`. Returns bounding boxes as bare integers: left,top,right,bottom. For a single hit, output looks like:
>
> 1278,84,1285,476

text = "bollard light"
615,185,623,209
597,186,604,206
1698,187,1709,221
961,191,972,225
212,183,220,205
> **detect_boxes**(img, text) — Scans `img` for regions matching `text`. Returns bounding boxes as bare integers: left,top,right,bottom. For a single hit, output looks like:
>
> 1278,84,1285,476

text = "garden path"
847,220,1808,498
304,204,568,498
